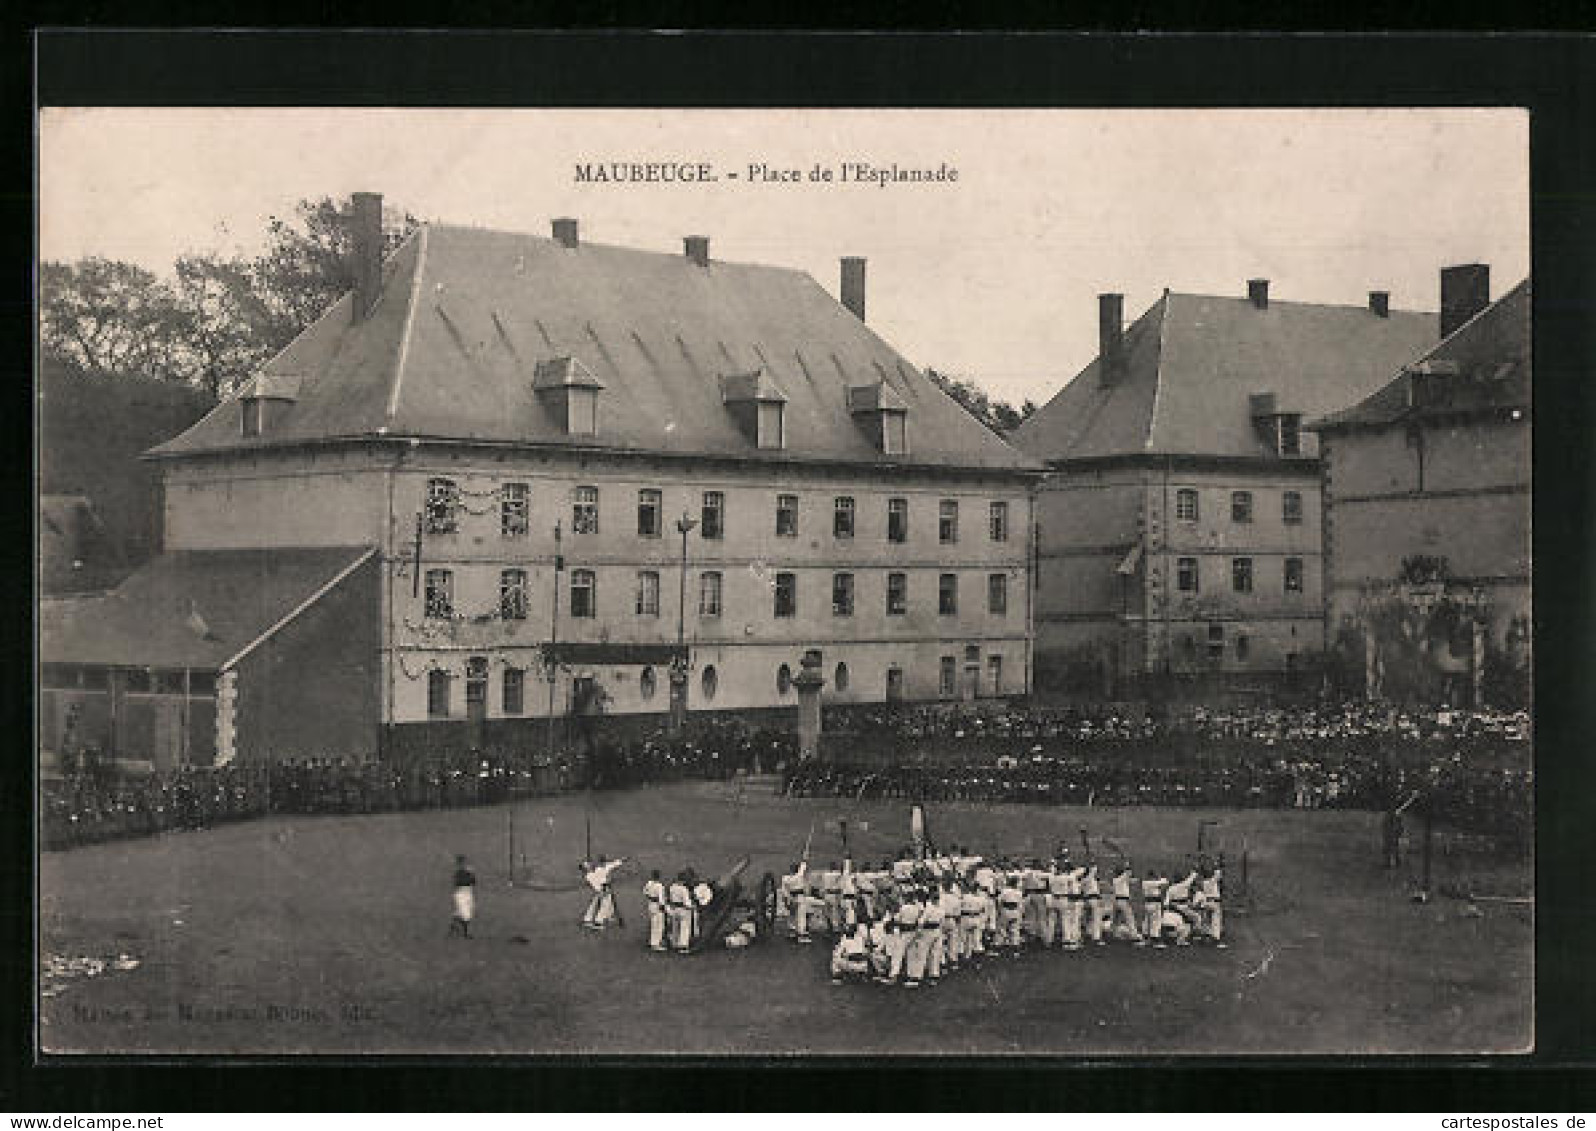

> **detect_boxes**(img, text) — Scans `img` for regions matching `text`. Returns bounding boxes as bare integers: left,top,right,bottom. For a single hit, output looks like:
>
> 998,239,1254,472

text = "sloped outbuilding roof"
151,223,1039,475
39,545,375,670
1011,291,1439,463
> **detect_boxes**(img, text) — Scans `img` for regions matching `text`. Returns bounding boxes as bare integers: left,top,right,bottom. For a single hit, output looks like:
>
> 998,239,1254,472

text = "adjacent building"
40,196,1041,767
1011,279,1440,700
1311,272,1530,707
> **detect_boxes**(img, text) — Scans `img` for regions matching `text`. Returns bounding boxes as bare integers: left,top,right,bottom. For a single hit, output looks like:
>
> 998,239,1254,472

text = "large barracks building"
1011,278,1442,698
40,195,1041,768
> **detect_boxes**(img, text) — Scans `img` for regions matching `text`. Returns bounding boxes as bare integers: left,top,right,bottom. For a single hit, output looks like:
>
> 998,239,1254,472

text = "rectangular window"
637,488,662,538
501,482,529,538
424,569,454,619
701,491,725,540
503,668,525,715
832,573,855,617
1232,557,1254,593
699,571,723,617
1206,623,1225,662
989,501,1009,542
987,654,1003,696
465,657,488,709
187,671,215,697
427,669,450,718
1231,491,1254,524
570,569,596,618
886,572,908,616
1284,556,1305,594
988,573,1008,615
499,568,528,620
636,570,661,616
774,572,797,618
833,496,855,539
1176,488,1199,522
1282,490,1304,525
1236,634,1252,662
887,498,908,543
1177,556,1199,593
939,500,959,543
939,656,957,698
939,573,959,615
572,486,599,534
775,494,799,538
425,478,459,534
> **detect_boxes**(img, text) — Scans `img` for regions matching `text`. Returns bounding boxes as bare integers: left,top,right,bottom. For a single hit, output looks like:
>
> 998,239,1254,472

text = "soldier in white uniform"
581,856,627,930
889,888,924,985
778,859,807,926
1062,864,1085,949
1110,863,1143,942
1044,859,1070,948
1022,860,1049,944
914,885,946,984
939,880,964,969
667,872,695,953
643,869,667,951
818,861,844,936
830,922,872,984
1141,869,1168,947
996,870,1025,950
973,860,999,944
691,873,716,948
1162,870,1198,946
1082,863,1106,946
1199,865,1225,947
959,882,987,959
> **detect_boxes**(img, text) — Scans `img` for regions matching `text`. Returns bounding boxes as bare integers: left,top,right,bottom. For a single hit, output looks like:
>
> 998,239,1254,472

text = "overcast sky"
38,108,1528,406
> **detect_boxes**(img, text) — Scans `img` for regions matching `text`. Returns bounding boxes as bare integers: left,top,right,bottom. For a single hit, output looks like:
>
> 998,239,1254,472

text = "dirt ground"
38,781,1532,1055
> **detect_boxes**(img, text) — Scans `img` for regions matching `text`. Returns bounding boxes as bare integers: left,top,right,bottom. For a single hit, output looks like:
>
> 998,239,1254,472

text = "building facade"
1012,280,1442,700
42,197,1039,765
1312,274,1530,706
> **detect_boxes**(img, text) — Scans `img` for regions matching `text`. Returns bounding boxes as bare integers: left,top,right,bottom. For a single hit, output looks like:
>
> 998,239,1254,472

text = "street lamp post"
545,520,564,760
670,510,697,732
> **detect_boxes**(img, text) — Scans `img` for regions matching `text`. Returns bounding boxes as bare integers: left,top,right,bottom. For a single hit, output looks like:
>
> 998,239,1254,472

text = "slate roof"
1311,279,1530,432
151,223,1039,474
1011,291,1439,463
39,545,375,670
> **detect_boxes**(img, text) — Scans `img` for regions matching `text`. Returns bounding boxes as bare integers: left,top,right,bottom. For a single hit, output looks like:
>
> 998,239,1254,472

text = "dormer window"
847,379,910,455
720,368,788,450
236,373,302,438
533,356,603,437
1248,391,1302,457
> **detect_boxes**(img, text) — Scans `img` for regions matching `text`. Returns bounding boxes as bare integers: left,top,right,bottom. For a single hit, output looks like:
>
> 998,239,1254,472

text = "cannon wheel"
757,872,779,937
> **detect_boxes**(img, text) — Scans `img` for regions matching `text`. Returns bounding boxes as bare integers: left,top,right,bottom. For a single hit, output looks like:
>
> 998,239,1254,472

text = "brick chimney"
552,218,579,249
350,191,383,323
1247,278,1270,310
1369,290,1390,318
1098,293,1125,386
684,235,710,267
1440,263,1490,339
840,257,867,321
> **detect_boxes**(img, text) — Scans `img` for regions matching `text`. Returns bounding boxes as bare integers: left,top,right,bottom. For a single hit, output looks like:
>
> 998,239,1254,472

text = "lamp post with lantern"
670,511,697,732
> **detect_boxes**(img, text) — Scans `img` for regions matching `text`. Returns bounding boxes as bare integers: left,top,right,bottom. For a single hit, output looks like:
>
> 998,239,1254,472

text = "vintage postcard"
36,106,1531,1055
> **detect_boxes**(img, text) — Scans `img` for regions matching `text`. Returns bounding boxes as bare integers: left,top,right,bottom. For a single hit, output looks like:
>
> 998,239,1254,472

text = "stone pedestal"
794,649,826,761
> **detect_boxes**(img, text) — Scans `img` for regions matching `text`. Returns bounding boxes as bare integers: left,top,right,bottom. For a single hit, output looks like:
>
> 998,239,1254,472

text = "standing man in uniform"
581,855,628,930
450,854,476,939
643,869,667,952
667,871,694,953
1111,861,1143,942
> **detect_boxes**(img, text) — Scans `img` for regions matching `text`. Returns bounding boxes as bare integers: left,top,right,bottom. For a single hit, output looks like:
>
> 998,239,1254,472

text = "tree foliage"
924,367,1037,435
40,195,419,399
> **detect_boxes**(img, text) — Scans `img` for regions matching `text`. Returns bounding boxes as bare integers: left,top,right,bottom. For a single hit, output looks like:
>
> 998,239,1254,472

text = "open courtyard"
39,780,1532,1056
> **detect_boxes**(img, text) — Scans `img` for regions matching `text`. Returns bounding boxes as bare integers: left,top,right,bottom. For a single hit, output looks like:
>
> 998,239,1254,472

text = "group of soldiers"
779,848,1225,988
588,722,799,791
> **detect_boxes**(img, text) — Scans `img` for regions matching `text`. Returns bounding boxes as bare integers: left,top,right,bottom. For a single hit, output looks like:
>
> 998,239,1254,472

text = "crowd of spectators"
795,703,1531,850
41,719,799,851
